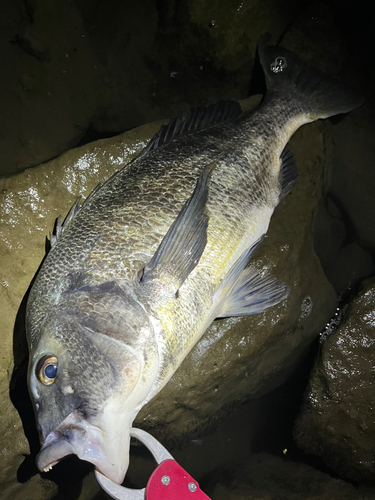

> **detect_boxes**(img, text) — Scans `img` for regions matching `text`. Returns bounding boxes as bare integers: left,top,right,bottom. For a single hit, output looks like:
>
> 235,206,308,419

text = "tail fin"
258,34,363,120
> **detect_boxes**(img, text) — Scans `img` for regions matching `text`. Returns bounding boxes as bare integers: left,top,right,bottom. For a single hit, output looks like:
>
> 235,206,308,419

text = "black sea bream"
26,35,362,483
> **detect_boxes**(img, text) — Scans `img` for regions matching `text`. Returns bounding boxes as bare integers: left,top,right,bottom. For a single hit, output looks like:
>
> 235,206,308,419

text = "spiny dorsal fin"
140,101,242,157
279,147,298,202
140,162,215,289
49,183,103,247
50,196,81,247
214,235,289,318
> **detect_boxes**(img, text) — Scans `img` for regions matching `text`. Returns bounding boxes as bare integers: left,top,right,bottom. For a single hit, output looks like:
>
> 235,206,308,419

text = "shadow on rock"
10,277,40,484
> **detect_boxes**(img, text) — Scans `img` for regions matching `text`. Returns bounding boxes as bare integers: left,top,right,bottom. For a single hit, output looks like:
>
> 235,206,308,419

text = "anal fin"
217,266,290,318
215,236,290,318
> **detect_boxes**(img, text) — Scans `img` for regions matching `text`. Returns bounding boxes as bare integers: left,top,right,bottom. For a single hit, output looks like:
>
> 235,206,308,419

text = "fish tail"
258,34,363,120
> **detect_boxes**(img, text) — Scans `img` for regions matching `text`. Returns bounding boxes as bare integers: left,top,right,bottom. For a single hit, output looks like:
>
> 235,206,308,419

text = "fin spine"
140,101,242,158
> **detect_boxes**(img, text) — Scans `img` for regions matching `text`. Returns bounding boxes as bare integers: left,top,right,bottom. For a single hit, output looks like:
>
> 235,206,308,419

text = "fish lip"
36,416,85,473
36,430,75,472
36,409,130,484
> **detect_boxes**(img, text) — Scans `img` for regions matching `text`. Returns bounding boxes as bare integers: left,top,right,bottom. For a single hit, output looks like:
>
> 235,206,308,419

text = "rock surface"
314,195,375,295
0,0,296,177
0,0,104,176
204,453,371,500
295,277,375,482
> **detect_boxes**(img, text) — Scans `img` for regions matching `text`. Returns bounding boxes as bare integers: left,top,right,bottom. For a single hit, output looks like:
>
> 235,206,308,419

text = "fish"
26,34,362,484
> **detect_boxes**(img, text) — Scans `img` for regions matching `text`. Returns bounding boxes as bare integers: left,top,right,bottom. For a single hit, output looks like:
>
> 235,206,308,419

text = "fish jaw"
36,404,137,484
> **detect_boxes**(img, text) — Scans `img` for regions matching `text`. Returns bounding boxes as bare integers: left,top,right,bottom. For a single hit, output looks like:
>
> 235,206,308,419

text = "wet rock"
312,106,375,296
0,0,298,177
183,0,299,74
328,108,375,253
314,197,375,294
204,452,370,500
0,463,57,500
281,1,348,78
333,243,375,295
295,277,375,482
0,0,104,176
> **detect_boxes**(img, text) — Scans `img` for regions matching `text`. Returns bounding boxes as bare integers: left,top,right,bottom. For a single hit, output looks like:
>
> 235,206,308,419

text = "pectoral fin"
141,163,214,288
215,236,289,318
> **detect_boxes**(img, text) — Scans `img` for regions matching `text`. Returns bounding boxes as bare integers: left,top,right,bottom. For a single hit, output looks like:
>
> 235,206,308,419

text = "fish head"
27,281,158,484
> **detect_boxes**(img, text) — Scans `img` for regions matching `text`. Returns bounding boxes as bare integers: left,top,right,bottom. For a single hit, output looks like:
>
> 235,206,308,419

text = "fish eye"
37,355,58,385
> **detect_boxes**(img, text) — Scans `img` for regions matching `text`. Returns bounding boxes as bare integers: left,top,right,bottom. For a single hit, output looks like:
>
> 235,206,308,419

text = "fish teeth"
43,464,54,472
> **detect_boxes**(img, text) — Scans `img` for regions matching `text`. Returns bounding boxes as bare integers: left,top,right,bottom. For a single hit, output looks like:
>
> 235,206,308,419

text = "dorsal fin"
50,197,81,247
278,147,298,202
49,183,103,247
140,101,242,157
140,162,214,289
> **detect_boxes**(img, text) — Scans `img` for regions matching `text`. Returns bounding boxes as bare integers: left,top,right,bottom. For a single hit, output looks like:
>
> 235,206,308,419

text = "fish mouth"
36,409,131,484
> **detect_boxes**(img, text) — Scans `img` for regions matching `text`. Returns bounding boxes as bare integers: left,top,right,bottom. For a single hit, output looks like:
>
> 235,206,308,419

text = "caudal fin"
258,34,363,121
